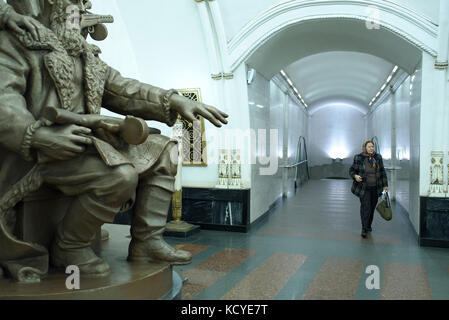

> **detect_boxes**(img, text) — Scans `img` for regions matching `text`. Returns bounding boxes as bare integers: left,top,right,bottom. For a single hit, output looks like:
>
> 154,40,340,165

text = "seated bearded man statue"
0,0,228,279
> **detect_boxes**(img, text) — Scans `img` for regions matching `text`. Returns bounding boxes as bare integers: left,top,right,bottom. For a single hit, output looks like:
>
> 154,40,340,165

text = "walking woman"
349,141,389,238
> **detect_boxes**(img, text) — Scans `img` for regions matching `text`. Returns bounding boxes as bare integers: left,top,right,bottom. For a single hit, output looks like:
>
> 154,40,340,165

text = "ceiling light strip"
280,69,307,108
369,65,399,107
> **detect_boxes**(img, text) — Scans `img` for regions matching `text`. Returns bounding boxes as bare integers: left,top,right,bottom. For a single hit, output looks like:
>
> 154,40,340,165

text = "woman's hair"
363,140,375,153
364,140,375,148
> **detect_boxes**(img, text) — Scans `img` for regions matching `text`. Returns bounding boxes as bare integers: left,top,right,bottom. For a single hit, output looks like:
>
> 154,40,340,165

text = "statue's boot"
128,176,192,265
51,194,112,277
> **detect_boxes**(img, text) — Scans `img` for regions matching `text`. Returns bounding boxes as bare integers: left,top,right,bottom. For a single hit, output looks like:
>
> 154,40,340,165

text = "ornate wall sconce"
228,149,242,189
216,149,230,189
429,151,445,196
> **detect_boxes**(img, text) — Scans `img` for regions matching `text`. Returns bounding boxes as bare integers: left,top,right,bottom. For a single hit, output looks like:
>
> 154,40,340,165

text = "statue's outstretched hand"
170,94,228,128
5,10,40,41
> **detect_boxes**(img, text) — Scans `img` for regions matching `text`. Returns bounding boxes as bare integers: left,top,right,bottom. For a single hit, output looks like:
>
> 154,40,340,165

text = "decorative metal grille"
177,89,207,166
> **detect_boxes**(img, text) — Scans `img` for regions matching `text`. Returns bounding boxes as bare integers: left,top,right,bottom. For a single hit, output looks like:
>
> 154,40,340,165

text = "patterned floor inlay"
381,262,432,300
221,253,307,300
181,248,255,300
174,243,210,256
302,258,365,300
261,228,402,244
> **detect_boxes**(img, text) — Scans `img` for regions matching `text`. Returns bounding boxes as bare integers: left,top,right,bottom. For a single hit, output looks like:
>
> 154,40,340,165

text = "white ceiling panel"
284,51,395,113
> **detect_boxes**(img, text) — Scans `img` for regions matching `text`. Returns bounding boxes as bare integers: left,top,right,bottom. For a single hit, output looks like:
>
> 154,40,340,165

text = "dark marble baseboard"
420,197,449,248
114,188,251,233
170,188,251,232
164,224,201,238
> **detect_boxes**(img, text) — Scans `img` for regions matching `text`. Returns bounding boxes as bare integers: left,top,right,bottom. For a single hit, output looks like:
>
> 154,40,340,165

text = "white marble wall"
419,53,449,198
248,69,308,222
394,76,411,213
367,99,392,162
309,106,367,167
248,70,281,223
409,65,422,234
367,66,422,235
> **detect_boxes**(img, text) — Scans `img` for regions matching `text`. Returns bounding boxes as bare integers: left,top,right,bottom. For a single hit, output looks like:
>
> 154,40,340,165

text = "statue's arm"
102,67,179,127
0,33,38,160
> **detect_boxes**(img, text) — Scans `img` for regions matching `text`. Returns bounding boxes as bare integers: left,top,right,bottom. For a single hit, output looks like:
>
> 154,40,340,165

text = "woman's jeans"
360,186,378,230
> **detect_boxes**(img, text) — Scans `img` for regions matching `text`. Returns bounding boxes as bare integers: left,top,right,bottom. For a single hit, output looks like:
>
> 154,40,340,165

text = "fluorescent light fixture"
368,66,399,107
249,102,255,105
280,69,308,108
256,104,264,109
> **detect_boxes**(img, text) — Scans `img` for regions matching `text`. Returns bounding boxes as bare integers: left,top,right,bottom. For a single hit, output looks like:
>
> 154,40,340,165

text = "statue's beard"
50,6,85,57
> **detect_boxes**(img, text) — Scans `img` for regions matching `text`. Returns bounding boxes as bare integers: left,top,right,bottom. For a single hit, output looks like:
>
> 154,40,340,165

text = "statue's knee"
109,165,138,204
116,165,139,191
161,141,178,177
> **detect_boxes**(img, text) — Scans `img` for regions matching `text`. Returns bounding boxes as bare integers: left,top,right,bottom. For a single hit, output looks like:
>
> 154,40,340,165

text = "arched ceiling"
219,0,440,43
246,19,422,79
246,18,422,114
284,51,395,114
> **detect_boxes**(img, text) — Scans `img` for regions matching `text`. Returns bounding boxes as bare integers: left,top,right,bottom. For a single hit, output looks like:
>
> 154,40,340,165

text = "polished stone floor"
166,179,449,300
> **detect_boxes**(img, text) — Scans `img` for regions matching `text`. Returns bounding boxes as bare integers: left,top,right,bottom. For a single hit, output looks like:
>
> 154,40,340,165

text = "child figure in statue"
0,1,40,38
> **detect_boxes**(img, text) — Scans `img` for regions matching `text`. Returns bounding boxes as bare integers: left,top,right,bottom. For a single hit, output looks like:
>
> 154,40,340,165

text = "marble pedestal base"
0,224,182,300
164,221,201,238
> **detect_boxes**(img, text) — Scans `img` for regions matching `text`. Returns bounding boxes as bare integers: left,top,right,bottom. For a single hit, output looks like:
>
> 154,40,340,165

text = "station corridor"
167,179,449,300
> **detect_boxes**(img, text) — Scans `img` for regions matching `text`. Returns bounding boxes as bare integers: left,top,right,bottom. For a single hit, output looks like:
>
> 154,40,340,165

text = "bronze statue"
0,1,40,39
0,0,228,282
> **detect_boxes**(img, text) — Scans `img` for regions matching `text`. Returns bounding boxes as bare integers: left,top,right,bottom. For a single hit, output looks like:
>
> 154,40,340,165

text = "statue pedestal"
164,221,200,238
0,224,182,300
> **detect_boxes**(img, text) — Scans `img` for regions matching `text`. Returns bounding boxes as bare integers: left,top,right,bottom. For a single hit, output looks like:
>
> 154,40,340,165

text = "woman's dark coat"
349,153,389,198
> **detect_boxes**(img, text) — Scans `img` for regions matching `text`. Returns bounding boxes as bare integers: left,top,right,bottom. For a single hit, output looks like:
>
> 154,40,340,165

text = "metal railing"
280,160,308,168
279,136,311,188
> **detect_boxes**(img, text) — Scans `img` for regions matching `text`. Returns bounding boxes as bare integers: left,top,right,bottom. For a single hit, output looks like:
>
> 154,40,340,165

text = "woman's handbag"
376,191,392,221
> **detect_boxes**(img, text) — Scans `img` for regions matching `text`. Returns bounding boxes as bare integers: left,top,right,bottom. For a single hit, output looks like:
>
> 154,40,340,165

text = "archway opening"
245,15,424,200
